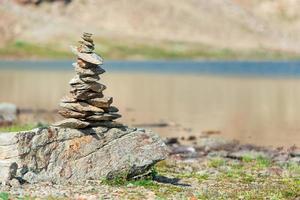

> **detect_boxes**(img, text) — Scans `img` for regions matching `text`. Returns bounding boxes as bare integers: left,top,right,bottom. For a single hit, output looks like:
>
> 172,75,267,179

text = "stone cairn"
54,33,121,129
0,33,168,185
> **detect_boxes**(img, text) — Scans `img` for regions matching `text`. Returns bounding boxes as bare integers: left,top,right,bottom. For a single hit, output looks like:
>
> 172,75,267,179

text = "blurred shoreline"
1,68,300,147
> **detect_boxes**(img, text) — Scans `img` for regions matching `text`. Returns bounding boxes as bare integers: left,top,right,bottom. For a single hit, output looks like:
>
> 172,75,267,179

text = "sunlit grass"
0,124,42,132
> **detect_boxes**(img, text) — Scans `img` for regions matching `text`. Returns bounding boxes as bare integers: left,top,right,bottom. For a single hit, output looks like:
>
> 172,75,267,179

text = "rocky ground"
0,134,299,199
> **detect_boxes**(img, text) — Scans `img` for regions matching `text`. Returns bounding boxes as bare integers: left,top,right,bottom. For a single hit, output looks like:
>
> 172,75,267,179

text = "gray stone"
290,149,300,157
82,34,93,43
58,108,90,118
78,43,94,53
8,178,20,188
86,113,121,121
80,75,100,83
77,58,98,69
289,157,300,164
61,96,77,103
80,39,94,47
71,82,106,93
0,162,18,185
87,97,113,108
274,154,289,164
71,46,103,65
69,75,85,85
171,146,196,154
53,118,90,129
90,121,124,128
23,172,38,184
70,75,100,85
103,106,119,113
0,103,17,125
197,137,238,152
73,63,105,76
70,90,103,100
0,126,167,184
60,102,105,113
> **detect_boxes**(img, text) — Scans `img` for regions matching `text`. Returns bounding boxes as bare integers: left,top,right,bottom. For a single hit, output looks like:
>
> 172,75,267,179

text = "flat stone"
78,41,94,53
86,113,121,121
82,34,93,43
69,75,85,85
73,63,105,76
61,96,77,103
70,83,90,91
80,40,94,47
53,118,90,129
77,58,97,69
70,90,103,100
71,82,106,93
197,137,239,152
78,45,94,54
103,106,119,113
80,75,100,83
60,102,105,113
228,150,270,160
58,108,90,118
71,46,103,65
0,126,167,184
290,150,300,157
89,83,106,93
290,157,300,164
87,96,113,108
89,121,124,128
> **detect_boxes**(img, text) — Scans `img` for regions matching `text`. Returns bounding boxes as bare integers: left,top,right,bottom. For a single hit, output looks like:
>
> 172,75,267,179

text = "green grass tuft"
0,124,44,132
208,158,226,168
0,192,9,200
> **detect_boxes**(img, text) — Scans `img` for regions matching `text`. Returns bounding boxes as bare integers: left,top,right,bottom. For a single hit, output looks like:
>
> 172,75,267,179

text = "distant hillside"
1,0,300,59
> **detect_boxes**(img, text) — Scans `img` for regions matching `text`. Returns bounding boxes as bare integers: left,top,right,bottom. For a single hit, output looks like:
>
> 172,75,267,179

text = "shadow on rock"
153,175,191,187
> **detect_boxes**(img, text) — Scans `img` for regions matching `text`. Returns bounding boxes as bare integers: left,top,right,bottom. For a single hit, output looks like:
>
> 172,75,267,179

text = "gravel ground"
1,136,299,200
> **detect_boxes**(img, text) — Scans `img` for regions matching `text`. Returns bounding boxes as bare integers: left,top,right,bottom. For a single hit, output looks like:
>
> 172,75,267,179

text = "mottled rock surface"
0,126,167,185
0,103,17,125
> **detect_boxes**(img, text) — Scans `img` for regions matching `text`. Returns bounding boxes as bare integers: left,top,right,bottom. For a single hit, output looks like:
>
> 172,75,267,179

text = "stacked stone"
54,33,121,129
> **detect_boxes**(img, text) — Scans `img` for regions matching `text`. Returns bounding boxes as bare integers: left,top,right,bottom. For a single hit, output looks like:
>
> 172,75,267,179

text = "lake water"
1,60,300,147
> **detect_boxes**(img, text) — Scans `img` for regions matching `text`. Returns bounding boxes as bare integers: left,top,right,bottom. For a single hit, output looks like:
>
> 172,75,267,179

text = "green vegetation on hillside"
1,38,300,60
0,41,71,59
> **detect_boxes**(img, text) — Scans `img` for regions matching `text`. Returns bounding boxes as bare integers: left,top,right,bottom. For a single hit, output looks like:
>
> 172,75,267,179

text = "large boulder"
0,103,17,126
0,126,167,185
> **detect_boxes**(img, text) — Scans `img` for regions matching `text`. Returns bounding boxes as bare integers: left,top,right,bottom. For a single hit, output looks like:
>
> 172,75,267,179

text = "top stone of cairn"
54,33,122,129
71,32,103,65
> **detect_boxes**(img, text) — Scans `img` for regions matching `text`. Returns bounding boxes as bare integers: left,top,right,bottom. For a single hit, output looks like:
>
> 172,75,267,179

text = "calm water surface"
0,60,300,147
